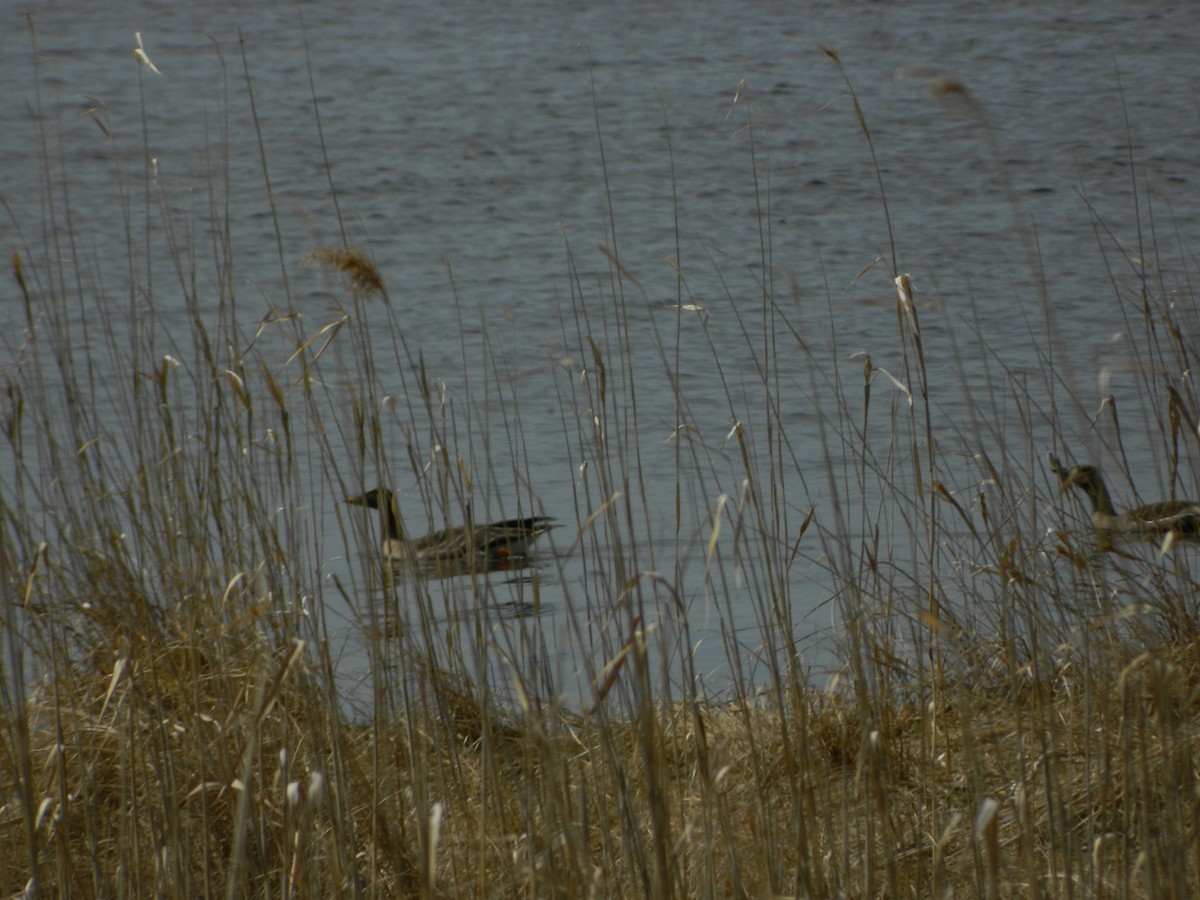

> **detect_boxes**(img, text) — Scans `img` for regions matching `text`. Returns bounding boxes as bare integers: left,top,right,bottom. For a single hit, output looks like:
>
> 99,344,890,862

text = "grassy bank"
3,39,1200,898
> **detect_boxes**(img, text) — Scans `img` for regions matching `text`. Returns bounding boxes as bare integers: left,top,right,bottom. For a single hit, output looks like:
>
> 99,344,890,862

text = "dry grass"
3,35,1200,899
307,248,386,298
7,613,1199,896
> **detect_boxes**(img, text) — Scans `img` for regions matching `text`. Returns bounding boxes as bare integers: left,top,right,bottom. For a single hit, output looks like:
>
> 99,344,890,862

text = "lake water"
4,1,1199,708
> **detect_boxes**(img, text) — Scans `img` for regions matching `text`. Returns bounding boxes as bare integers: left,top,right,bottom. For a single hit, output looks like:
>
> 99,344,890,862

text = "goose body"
1058,464,1200,539
346,487,553,568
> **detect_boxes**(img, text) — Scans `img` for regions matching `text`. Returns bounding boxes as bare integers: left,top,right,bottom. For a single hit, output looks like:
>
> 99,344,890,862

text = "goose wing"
408,516,554,561
1124,500,1200,536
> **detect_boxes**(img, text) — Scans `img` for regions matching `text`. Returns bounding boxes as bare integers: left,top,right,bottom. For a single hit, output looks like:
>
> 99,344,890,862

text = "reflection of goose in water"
345,487,554,575
1050,457,1200,543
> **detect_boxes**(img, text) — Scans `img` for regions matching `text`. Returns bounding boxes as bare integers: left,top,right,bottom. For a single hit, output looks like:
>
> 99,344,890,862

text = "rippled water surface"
4,1,1199,703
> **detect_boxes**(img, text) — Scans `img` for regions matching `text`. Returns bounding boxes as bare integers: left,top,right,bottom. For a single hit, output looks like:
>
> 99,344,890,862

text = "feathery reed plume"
930,76,970,98
306,247,385,296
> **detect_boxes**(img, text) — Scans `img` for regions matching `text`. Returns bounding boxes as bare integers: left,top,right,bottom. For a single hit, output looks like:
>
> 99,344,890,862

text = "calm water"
4,1,1199,705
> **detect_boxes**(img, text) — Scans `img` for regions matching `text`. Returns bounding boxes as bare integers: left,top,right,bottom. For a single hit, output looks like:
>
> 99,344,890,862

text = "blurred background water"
3,1,1199,706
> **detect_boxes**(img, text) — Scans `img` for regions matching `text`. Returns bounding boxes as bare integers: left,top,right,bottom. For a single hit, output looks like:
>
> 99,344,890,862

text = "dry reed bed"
4,34,1200,899
5,597,1200,896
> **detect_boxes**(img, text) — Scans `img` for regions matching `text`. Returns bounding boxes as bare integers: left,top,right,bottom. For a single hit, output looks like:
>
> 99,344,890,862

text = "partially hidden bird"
1051,457,1200,544
346,486,554,573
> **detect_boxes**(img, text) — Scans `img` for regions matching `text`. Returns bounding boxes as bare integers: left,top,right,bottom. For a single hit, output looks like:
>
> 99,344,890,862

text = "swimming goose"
346,487,553,567
1055,462,1200,540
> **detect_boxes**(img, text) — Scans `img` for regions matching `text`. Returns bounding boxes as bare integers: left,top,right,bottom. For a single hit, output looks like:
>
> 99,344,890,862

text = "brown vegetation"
3,39,1200,900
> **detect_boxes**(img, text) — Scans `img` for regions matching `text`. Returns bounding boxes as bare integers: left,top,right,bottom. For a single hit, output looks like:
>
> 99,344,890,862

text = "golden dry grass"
5,601,1199,897
5,32,1200,899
